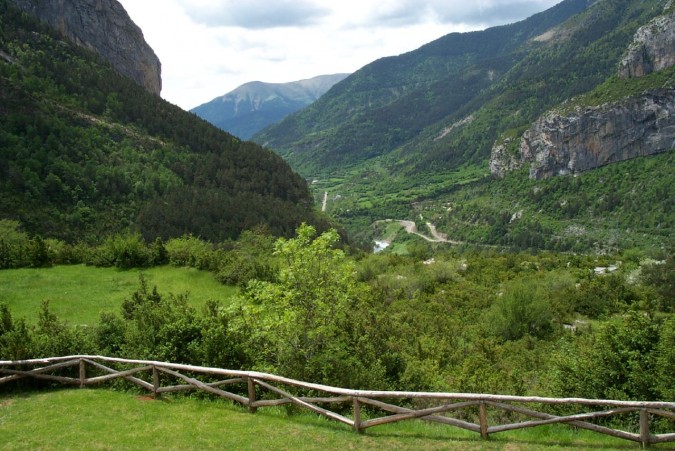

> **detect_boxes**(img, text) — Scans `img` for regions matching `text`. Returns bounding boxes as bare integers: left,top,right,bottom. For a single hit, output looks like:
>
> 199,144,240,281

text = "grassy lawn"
0,265,237,325
0,389,648,450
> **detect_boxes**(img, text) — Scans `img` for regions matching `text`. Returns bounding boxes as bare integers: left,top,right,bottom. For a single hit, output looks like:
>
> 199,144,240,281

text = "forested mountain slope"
253,0,591,171
0,1,321,243
255,0,669,174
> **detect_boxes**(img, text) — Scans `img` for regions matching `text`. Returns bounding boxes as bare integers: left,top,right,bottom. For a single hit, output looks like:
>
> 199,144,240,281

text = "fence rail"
1,355,674,446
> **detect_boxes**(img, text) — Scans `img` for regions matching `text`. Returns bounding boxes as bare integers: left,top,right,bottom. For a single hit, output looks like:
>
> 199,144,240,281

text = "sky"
117,0,562,111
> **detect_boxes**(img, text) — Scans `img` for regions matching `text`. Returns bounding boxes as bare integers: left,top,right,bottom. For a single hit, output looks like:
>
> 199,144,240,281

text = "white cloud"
118,0,562,110
175,0,330,29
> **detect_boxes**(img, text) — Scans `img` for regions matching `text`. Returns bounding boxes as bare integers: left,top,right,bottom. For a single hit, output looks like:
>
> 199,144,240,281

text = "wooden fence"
1,355,674,447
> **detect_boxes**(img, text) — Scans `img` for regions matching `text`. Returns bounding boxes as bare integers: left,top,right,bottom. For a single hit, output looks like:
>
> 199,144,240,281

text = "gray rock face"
9,0,161,95
618,7,675,79
518,91,675,179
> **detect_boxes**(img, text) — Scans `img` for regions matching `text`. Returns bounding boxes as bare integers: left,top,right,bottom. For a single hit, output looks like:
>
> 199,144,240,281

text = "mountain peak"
191,74,349,140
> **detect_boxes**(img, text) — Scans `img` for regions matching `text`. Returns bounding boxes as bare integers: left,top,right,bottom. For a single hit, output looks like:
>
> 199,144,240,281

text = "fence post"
479,401,489,439
152,365,160,399
353,397,363,433
78,359,86,388
247,377,257,413
640,409,651,448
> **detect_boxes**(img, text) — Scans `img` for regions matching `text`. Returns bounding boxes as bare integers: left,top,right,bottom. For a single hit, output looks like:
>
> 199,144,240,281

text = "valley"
0,0,674,446
253,0,674,254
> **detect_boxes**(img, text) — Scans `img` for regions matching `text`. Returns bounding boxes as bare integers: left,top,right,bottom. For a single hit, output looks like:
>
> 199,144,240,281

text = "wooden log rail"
1,356,674,447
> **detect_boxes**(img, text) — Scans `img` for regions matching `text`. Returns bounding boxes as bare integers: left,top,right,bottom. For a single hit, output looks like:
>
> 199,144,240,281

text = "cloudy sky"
117,0,562,110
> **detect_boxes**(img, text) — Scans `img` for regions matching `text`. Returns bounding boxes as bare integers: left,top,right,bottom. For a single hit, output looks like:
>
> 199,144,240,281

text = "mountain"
252,0,673,252
191,74,349,140
8,0,161,95
491,5,675,179
253,0,592,171
0,0,323,243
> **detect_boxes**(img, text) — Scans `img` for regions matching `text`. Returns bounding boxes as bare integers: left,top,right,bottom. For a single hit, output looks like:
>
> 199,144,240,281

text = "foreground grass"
0,389,653,450
0,265,237,325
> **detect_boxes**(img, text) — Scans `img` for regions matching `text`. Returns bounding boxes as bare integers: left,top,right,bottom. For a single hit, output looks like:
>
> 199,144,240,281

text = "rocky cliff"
491,5,675,179
509,90,675,179
619,3,675,79
9,0,161,95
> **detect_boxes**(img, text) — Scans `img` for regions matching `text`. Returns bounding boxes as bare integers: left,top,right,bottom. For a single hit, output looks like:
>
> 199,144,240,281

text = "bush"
32,300,96,357
485,275,573,341
165,235,218,270
573,273,640,318
0,220,33,268
90,233,152,268
548,311,664,401
0,304,33,360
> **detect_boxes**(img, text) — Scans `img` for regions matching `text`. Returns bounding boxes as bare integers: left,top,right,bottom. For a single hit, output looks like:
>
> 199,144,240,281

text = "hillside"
253,0,591,171
254,0,674,251
192,74,349,140
0,0,322,243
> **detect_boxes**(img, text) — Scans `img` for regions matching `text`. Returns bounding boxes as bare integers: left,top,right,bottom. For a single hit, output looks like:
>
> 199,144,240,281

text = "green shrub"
573,273,640,318
32,301,96,357
165,235,218,270
90,233,152,268
0,220,31,269
0,304,32,360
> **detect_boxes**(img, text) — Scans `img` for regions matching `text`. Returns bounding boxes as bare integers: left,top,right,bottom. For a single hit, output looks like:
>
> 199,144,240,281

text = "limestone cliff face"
515,91,675,179
490,5,675,179
618,6,675,79
9,0,161,95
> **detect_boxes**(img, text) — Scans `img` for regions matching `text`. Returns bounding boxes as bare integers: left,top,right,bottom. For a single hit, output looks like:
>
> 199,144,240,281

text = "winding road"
378,220,464,245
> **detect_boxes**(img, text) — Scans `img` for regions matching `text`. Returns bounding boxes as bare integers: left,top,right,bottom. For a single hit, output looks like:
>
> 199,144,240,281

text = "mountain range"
191,74,349,140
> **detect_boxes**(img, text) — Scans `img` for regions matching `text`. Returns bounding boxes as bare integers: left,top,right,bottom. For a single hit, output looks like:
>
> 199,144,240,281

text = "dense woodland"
0,1,323,243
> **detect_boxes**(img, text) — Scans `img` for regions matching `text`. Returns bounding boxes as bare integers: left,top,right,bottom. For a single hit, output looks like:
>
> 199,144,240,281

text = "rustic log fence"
1,355,674,447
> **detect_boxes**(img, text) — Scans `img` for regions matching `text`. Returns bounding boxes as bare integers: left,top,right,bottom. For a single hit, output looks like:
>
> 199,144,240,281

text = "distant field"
0,265,237,325
0,389,642,450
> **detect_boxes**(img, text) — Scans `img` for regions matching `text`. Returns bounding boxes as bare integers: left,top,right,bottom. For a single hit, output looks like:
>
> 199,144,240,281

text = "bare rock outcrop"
518,91,675,179
618,5,675,79
9,0,161,95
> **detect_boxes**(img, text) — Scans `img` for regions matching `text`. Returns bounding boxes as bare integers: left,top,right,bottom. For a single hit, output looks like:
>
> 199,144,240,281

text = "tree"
548,311,663,401
232,224,386,388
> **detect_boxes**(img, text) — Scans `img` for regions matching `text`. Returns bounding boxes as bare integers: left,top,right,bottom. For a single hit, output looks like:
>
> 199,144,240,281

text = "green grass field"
0,265,237,325
0,389,647,450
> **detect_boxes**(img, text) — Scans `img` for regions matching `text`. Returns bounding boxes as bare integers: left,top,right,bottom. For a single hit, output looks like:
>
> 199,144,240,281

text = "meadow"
0,265,237,325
